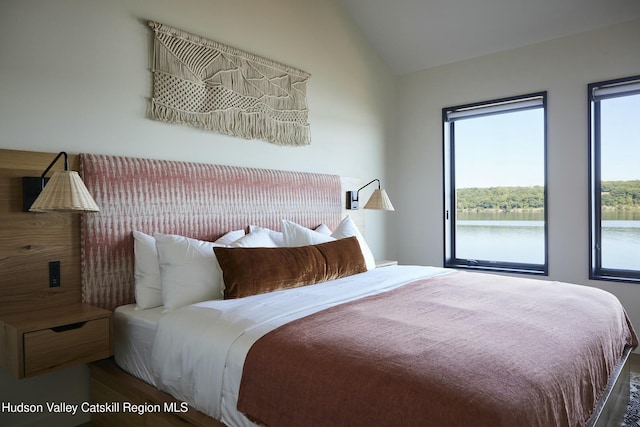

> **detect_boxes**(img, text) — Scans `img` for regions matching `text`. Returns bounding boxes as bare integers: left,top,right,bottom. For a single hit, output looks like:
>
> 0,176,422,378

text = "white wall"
0,1,395,426
393,19,640,327
0,0,396,252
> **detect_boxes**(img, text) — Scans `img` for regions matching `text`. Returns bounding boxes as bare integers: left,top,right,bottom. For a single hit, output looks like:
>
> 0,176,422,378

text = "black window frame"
443,91,549,275
588,75,640,283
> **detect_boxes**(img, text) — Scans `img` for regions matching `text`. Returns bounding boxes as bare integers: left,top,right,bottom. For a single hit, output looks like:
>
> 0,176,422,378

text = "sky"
453,94,639,188
601,93,640,181
454,108,545,188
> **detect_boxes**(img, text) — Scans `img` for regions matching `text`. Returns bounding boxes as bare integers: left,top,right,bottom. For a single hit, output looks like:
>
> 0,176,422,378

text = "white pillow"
230,228,279,247
282,220,336,247
314,223,332,235
214,229,245,246
248,225,284,246
154,233,224,310
281,217,376,271
133,231,162,309
331,216,376,271
132,229,244,310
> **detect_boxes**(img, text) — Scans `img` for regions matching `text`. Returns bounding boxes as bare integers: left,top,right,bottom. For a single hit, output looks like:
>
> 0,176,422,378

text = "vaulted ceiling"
337,0,640,75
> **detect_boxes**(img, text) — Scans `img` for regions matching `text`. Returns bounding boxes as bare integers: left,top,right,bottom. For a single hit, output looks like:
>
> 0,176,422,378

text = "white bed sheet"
113,304,166,387
150,265,450,426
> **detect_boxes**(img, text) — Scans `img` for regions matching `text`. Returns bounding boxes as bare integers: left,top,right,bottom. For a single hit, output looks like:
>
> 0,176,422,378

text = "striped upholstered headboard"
80,154,343,310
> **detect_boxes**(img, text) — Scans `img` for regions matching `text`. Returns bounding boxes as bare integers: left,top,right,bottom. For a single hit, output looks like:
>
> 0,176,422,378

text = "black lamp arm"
354,179,381,202
39,151,68,189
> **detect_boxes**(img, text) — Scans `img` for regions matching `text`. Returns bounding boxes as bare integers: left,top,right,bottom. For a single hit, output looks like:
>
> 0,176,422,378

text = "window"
443,92,548,275
589,75,640,282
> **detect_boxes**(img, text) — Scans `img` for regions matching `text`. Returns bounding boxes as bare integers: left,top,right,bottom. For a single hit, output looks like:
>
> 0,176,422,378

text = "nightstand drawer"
24,317,111,377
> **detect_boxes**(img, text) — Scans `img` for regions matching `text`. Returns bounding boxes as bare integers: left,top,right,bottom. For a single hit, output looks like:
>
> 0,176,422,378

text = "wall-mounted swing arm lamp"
22,151,100,213
346,179,394,211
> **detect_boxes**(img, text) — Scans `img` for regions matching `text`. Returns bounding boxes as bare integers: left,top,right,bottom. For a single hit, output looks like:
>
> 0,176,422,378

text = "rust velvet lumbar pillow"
214,236,367,299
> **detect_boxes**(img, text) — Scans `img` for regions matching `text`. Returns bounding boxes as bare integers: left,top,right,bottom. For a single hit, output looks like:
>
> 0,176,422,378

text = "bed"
81,153,637,427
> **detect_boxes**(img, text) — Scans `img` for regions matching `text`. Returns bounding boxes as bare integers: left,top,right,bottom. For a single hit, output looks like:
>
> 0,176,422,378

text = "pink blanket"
238,271,637,427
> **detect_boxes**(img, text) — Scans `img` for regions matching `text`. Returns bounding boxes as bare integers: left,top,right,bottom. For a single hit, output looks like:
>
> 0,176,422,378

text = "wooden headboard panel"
0,150,82,315
80,154,344,310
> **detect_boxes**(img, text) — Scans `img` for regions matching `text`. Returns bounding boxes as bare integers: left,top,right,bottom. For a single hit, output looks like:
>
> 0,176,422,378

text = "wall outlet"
49,261,61,287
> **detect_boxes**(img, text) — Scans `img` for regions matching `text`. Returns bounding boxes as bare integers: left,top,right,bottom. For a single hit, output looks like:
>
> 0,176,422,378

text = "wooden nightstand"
0,303,112,378
375,260,398,268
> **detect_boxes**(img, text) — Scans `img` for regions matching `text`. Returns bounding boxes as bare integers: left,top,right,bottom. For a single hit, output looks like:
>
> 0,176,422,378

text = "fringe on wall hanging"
148,21,311,146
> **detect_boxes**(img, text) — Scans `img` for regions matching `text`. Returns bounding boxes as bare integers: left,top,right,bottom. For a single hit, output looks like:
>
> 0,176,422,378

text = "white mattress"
113,304,165,387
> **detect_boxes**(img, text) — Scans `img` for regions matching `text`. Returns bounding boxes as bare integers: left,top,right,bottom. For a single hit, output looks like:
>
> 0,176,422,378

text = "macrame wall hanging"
148,21,311,146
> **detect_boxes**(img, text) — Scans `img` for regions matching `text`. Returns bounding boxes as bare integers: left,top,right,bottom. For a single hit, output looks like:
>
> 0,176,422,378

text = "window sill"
445,260,547,277
590,270,640,284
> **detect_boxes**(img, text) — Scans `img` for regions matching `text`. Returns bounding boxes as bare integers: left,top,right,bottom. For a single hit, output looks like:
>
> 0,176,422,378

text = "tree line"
457,180,640,211
601,180,640,209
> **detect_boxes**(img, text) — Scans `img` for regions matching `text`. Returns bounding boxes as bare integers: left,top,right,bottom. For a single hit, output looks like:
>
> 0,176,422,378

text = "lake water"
456,211,640,270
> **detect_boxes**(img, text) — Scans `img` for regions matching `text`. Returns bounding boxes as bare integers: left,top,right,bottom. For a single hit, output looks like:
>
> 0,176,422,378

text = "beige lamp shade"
363,189,395,211
29,171,100,212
